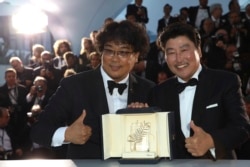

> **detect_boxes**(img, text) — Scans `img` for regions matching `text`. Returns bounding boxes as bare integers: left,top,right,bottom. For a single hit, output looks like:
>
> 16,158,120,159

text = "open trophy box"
101,107,175,164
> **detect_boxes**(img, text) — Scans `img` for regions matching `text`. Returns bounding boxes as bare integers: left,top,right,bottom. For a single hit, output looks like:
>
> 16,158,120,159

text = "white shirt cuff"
210,148,216,158
51,127,69,147
26,93,33,102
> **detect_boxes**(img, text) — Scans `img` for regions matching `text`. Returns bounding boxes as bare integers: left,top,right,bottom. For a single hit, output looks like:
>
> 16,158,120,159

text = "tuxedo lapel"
172,78,186,140
90,68,109,115
191,67,210,135
127,74,138,104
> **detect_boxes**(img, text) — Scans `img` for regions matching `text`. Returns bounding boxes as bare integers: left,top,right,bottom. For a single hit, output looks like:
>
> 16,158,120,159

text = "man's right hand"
64,110,92,144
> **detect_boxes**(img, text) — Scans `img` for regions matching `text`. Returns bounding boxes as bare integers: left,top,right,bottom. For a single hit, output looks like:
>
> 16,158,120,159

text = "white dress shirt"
178,65,215,157
101,66,129,114
0,129,12,151
195,8,209,29
178,65,201,138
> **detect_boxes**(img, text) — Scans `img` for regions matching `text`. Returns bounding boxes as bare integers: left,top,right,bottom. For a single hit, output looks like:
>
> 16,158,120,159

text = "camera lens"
36,85,43,92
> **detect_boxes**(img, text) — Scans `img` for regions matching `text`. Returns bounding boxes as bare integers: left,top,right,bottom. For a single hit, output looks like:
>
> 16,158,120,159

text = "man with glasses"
30,20,155,159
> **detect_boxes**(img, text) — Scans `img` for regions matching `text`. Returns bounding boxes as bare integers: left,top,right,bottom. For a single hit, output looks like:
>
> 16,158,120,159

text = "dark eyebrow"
104,43,131,50
179,44,190,49
165,43,191,52
165,48,175,52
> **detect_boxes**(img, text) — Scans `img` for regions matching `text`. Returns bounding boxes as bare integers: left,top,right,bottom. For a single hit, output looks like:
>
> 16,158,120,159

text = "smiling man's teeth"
177,64,186,68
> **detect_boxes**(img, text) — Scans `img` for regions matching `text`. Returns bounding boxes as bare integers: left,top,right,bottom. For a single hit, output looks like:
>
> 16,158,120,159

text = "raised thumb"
190,120,200,134
75,110,86,124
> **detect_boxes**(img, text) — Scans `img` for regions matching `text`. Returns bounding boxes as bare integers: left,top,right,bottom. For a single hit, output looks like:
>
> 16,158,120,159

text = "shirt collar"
211,16,218,22
7,84,16,89
177,64,202,83
199,6,207,9
37,95,45,100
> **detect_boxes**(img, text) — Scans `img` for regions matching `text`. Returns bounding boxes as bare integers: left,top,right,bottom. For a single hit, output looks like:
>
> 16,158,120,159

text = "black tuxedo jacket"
0,84,29,127
0,84,31,154
31,67,155,159
148,67,250,159
188,6,210,27
126,4,149,24
157,16,176,33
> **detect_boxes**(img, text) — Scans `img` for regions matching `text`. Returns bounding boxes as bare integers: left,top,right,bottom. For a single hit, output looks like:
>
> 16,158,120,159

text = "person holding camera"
25,76,56,159
33,51,61,94
202,28,230,70
33,51,53,79
26,76,53,124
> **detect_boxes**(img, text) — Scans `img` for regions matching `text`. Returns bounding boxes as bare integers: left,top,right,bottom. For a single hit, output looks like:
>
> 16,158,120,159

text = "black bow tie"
176,78,198,93
108,80,127,95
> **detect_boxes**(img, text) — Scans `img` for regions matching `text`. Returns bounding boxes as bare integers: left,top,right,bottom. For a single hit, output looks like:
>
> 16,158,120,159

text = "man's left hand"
185,121,215,157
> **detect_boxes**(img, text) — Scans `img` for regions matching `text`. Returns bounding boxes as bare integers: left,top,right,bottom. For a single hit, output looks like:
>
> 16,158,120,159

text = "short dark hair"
158,22,201,50
180,7,189,13
164,4,172,11
63,51,75,60
95,20,149,57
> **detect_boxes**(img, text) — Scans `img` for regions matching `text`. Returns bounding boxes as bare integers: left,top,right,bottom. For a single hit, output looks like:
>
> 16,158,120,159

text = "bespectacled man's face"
102,41,139,82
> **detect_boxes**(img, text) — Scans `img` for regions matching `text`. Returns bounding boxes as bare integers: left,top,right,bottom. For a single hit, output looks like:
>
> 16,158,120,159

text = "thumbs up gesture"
65,110,92,144
185,121,215,157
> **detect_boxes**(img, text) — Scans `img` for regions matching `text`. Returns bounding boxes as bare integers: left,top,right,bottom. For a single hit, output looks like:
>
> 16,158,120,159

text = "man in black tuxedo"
148,22,250,159
30,20,155,159
157,3,176,34
0,68,31,158
188,0,210,29
126,0,149,26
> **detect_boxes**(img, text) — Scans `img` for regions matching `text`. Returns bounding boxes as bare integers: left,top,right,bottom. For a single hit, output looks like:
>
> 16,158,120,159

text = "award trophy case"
101,107,175,164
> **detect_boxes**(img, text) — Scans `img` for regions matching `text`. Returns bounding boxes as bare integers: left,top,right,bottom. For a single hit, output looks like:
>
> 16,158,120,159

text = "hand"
31,104,42,113
30,86,37,95
215,40,225,49
65,110,92,144
127,102,149,108
185,121,214,157
40,69,46,76
15,148,23,157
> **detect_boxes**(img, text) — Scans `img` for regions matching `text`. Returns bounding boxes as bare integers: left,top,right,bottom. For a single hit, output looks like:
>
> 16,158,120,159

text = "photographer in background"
26,76,53,124
33,51,53,78
33,51,61,93
25,76,56,159
9,57,33,90
202,28,230,70
224,11,249,54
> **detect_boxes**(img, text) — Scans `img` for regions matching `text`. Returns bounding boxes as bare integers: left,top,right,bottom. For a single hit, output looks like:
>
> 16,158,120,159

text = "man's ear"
134,52,140,62
197,47,202,58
